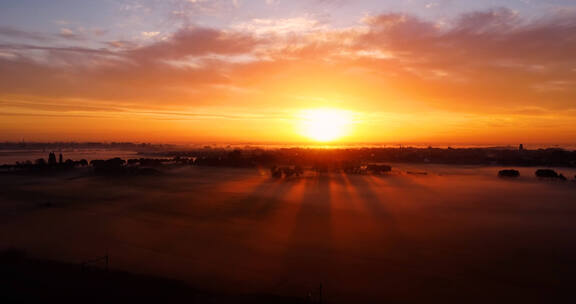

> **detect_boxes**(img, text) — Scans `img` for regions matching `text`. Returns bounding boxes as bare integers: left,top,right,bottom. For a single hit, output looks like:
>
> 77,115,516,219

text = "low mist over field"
2,164,576,303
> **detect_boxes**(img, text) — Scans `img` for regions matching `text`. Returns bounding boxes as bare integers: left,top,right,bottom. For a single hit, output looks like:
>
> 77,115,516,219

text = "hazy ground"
1,165,576,303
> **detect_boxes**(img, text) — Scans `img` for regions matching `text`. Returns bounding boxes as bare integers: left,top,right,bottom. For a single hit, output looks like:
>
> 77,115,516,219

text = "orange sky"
1,2,576,145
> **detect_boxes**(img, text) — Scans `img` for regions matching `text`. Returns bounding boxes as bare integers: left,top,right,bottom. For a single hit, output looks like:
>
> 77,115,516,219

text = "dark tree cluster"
365,164,393,174
153,146,576,168
0,152,88,172
126,158,189,167
535,169,568,181
498,169,520,178
498,169,573,181
270,166,304,179
193,149,257,167
90,158,161,176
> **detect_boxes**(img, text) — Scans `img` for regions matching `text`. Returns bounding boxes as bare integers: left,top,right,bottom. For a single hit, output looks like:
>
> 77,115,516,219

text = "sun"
299,108,353,142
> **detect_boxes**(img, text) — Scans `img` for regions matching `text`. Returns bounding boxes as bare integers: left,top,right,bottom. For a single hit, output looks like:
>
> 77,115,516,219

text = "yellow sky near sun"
2,98,575,145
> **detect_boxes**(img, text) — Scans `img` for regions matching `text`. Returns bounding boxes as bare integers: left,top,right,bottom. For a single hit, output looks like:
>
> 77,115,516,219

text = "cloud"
141,31,161,38
0,25,107,43
361,7,576,64
58,28,83,40
129,26,259,61
169,0,240,19
1,7,576,126
341,8,576,108
0,26,52,42
232,17,327,36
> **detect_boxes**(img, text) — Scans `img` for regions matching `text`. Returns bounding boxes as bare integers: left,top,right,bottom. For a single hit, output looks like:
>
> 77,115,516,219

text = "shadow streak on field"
236,178,297,220
356,175,395,219
282,173,333,290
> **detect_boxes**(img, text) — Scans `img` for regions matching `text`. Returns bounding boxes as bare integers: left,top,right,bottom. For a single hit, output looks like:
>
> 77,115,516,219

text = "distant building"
519,144,524,151
59,153,63,164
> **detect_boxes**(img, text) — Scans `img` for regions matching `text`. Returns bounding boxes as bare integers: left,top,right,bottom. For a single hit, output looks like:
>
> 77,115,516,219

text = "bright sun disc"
300,108,353,142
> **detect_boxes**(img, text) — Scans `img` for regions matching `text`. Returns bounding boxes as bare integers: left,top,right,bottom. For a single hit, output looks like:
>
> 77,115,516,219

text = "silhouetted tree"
498,169,520,178
270,166,282,178
367,164,392,175
48,152,57,166
535,169,561,179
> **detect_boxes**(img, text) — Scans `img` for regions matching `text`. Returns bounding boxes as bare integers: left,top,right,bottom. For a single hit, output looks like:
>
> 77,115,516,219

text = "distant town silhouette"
1,144,575,182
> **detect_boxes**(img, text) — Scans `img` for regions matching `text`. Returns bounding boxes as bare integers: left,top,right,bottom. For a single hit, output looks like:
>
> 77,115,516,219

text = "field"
1,165,576,303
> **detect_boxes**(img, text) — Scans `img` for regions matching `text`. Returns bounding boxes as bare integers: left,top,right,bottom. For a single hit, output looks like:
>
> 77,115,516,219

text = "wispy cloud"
0,26,52,42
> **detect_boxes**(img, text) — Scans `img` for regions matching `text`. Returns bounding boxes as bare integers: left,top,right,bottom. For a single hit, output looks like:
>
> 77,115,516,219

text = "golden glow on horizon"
299,108,354,142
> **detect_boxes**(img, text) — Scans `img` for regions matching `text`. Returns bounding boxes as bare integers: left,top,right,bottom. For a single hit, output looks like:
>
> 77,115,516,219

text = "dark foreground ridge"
0,249,304,304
